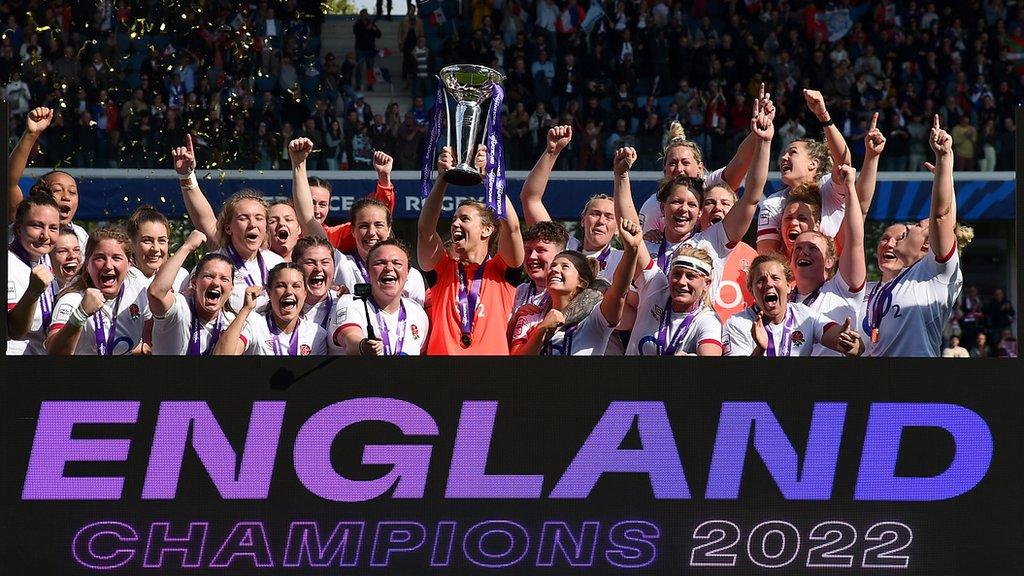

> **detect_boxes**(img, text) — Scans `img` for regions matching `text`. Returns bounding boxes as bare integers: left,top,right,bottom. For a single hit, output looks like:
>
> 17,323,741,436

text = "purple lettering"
142,522,208,568
855,403,993,500
605,520,659,568
294,398,438,502
23,401,139,500
142,401,285,499
549,402,690,498
282,521,364,567
208,521,274,567
536,521,599,566
72,521,138,570
430,522,457,567
370,521,426,566
463,520,530,568
705,402,846,499
445,401,544,498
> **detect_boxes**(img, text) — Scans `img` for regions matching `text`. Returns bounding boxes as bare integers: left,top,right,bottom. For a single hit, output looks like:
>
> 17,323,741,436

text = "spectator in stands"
997,329,1018,358
353,10,382,91
984,288,1015,338
942,335,970,358
970,332,993,358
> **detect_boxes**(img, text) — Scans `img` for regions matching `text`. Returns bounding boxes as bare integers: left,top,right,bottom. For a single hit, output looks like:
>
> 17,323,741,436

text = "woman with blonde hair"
172,135,285,311
859,117,973,357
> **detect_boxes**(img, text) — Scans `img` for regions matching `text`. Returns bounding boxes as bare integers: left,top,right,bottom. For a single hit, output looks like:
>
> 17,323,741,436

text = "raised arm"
520,125,571,226
213,286,261,355
926,115,956,258
7,107,52,219
8,266,53,339
611,147,650,278
835,165,866,290
416,147,454,271
289,137,326,239
803,89,851,180
173,134,220,249
720,84,775,188
723,96,773,244
148,230,205,318
857,112,885,213
600,218,641,326
45,289,105,355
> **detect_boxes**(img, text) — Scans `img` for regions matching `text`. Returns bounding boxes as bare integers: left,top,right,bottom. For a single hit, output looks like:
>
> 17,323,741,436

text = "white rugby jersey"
49,273,151,355
626,264,722,355
335,253,426,308
639,167,727,233
332,296,428,355
151,292,235,355
213,247,285,312
7,251,57,355
756,174,844,243
240,313,327,356
511,302,616,356
791,272,865,357
723,302,836,357
128,265,190,293
859,245,963,357
566,237,625,281
645,221,733,307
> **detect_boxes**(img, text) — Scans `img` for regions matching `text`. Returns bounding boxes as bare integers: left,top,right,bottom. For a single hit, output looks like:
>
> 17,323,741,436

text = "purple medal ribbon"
866,264,916,336
595,244,612,270
657,237,670,272
544,321,579,356
484,84,506,218
187,297,222,356
266,314,300,356
318,294,334,331
656,301,700,355
353,255,369,282
9,240,57,326
370,298,408,356
419,80,447,199
789,286,821,307
457,258,489,342
764,307,796,357
227,245,267,287
93,284,125,356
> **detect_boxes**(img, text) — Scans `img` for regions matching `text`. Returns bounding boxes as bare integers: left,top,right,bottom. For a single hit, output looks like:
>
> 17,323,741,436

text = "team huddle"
7,87,970,357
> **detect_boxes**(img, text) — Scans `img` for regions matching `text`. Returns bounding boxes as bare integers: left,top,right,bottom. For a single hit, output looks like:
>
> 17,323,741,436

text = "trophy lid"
439,65,505,100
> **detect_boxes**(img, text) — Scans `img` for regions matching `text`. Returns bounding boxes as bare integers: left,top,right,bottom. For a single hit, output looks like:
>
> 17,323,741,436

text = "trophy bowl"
438,65,506,186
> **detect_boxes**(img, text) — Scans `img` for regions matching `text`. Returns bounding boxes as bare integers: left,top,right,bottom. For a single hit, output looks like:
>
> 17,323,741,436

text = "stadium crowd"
1,1,1021,172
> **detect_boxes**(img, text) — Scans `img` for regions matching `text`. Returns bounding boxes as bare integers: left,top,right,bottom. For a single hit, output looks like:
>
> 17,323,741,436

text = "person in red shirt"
417,146,524,355
300,146,396,254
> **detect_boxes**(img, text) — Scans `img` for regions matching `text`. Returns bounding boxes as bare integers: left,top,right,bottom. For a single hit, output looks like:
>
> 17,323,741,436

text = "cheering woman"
418,145,525,355
173,135,285,311
126,205,189,290
860,116,972,357
214,263,327,355
7,192,60,355
511,218,641,356
148,230,235,355
723,254,863,357
333,239,429,355
47,227,151,355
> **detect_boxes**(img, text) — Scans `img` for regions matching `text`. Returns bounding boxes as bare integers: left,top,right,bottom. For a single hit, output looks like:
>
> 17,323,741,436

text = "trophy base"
443,165,485,186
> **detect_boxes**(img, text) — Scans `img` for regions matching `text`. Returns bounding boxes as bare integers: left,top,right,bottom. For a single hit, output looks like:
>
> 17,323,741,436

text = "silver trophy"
438,65,506,186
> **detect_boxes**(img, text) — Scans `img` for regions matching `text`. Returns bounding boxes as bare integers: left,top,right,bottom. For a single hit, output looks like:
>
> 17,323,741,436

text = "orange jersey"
713,241,758,324
323,181,395,253
426,253,515,356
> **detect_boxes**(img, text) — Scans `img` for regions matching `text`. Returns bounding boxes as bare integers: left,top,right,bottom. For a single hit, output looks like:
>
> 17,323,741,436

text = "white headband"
671,255,712,277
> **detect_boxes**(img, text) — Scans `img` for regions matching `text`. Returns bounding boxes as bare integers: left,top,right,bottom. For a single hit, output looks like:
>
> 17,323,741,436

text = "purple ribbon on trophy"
419,65,507,217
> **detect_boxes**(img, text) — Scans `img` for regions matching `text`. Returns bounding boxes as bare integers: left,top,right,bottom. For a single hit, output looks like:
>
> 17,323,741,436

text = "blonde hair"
954,223,974,254
661,121,704,166
216,189,269,249
58,226,133,299
791,138,832,180
784,182,823,224
670,245,715,308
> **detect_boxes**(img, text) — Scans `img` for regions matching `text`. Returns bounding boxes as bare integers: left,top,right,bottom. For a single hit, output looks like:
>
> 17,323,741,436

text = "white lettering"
715,280,744,310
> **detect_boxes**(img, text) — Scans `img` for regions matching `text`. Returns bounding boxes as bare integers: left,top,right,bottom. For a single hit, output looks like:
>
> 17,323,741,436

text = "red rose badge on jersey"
411,324,420,339
129,304,140,320
792,330,805,347
300,344,311,356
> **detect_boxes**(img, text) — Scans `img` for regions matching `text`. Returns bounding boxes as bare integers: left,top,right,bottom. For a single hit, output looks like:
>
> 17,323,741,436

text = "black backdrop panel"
1,357,1021,575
